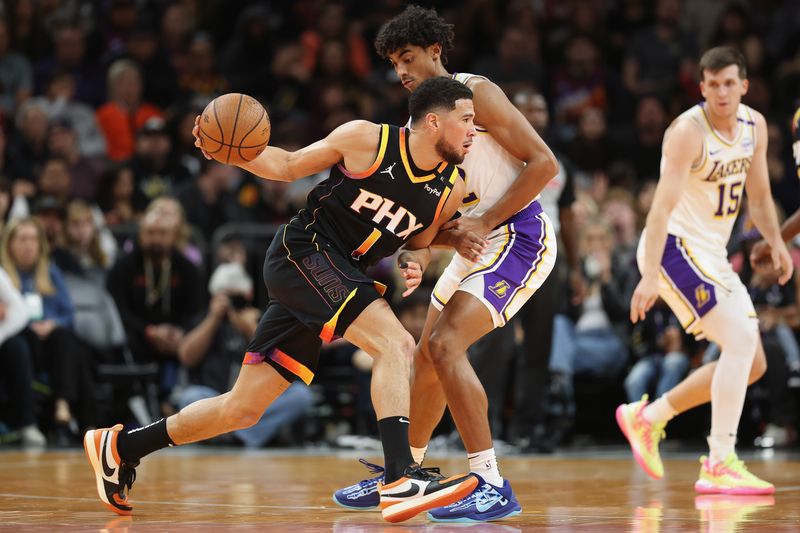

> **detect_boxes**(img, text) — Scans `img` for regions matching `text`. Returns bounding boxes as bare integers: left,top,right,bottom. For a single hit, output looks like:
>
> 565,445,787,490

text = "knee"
427,331,459,370
372,331,415,367
222,393,263,430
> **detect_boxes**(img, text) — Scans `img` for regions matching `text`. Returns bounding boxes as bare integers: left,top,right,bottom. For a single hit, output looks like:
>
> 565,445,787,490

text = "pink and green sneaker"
616,395,666,479
694,453,775,495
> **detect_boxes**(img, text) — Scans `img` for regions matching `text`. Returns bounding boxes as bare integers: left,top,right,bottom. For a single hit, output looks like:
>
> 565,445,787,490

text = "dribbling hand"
192,115,212,160
399,261,423,297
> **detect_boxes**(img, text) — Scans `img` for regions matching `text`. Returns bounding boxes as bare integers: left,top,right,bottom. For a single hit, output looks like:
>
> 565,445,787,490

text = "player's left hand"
192,115,212,160
398,261,423,297
772,242,794,285
441,215,492,238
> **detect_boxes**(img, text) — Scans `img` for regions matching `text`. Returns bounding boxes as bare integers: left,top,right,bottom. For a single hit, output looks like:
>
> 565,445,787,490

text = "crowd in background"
1,0,800,452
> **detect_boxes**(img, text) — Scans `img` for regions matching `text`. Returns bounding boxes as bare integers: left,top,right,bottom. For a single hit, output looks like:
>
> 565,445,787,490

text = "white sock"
642,396,677,424
708,433,736,464
410,445,427,465
468,448,503,487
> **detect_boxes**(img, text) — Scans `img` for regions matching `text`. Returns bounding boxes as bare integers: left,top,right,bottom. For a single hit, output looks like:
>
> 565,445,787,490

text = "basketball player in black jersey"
84,77,482,523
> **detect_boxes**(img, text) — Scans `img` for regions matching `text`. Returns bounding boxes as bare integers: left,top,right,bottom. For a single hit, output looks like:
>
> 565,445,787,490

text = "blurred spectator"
0,16,33,119
232,175,295,225
160,3,194,59
509,89,586,449
471,26,545,97
551,36,608,129
622,0,698,102
95,59,163,161
564,107,612,174
101,0,140,59
8,99,50,184
33,23,105,107
175,160,238,242
130,117,192,211
0,265,45,446
169,105,205,178
62,199,114,278
6,0,52,61
548,219,631,426
300,2,371,81
624,298,690,403
0,178,10,233
268,42,312,121
106,200,204,379
97,163,137,226
219,5,277,101
607,0,649,68
0,217,96,438
33,71,107,158
618,96,668,183
179,32,228,106
174,261,314,448
46,119,106,200
123,19,179,109
709,3,751,50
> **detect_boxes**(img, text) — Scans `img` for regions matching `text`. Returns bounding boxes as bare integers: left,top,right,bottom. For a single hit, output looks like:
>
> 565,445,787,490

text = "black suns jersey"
289,124,461,269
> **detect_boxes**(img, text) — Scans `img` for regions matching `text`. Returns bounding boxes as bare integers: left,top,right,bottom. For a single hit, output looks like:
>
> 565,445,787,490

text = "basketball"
198,93,271,165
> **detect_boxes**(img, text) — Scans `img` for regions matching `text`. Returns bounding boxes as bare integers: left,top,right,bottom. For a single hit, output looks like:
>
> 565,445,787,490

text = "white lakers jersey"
666,103,757,252
451,72,528,218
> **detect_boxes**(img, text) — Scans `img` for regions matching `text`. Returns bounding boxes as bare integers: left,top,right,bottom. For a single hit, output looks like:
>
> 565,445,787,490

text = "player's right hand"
398,261,423,297
749,239,771,269
448,229,489,262
630,275,659,324
192,115,212,160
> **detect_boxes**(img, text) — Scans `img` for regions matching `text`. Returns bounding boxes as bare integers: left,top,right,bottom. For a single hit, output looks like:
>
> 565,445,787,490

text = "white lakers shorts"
431,202,557,327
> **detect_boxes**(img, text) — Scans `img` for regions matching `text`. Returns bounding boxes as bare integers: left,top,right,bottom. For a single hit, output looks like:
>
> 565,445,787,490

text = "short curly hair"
375,5,455,65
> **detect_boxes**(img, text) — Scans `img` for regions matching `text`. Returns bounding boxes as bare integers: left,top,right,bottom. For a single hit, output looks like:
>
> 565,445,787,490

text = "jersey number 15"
713,180,743,218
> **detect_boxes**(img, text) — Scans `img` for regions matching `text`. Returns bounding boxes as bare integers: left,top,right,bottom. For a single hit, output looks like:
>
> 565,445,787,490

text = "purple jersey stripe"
662,234,717,317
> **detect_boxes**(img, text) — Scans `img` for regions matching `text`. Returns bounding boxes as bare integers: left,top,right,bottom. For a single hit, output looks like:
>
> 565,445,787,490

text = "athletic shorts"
244,224,384,384
431,201,557,327
637,231,756,338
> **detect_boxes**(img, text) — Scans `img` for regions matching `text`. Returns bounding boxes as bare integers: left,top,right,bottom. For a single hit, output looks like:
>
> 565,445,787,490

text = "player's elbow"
531,150,558,181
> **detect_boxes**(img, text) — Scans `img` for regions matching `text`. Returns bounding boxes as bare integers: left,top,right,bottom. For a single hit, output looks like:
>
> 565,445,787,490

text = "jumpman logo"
381,162,397,179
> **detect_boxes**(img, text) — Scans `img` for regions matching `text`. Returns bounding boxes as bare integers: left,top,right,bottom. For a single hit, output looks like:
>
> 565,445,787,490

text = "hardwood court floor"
1,448,800,531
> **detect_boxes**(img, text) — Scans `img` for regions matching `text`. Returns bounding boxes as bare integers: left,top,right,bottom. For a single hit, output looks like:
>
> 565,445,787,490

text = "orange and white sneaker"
694,453,774,495
379,464,478,523
84,424,139,515
616,395,666,479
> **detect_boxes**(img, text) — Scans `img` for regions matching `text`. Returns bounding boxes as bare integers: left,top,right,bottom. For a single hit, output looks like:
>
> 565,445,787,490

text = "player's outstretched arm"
630,119,698,324
464,78,558,231
193,117,381,182
745,112,793,284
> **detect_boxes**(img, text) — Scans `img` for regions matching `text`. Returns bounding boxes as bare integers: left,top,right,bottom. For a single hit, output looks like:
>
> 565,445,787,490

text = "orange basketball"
198,93,271,165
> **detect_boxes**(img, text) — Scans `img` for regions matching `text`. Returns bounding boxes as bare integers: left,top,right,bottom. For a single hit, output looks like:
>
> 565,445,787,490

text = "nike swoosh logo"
709,149,723,156
382,484,420,498
101,433,116,478
399,418,410,424
475,496,503,512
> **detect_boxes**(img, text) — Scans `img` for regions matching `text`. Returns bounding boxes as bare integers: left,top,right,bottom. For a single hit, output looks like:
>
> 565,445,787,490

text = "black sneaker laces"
406,464,445,481
118,461,139,497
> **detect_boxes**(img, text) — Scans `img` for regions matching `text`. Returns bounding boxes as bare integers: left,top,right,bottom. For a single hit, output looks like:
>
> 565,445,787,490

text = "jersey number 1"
714,180,743,218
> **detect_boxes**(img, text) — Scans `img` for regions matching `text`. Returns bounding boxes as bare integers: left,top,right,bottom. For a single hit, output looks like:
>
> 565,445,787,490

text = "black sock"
116,418,175,463
378,416,414,483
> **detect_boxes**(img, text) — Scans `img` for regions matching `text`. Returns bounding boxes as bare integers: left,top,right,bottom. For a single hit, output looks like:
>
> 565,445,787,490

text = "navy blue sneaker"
332,459,384,510
426,474,521,523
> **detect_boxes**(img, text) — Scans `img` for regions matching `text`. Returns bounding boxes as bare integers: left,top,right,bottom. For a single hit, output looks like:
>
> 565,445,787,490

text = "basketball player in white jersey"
617,46,792,494
333,5,559,522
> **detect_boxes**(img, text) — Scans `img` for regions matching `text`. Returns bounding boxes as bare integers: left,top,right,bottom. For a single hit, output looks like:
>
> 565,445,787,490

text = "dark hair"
375,5,455,64
699,46,747,80
408,77,473,125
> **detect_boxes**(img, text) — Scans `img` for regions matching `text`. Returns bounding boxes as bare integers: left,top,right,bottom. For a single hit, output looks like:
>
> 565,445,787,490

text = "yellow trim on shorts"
659,269,700,328
320,288,358,343
676,238,729,292
501,215,553,322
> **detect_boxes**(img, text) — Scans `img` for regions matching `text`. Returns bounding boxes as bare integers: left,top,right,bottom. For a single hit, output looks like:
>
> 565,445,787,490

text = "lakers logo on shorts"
488,280,511,299
695,284,711,309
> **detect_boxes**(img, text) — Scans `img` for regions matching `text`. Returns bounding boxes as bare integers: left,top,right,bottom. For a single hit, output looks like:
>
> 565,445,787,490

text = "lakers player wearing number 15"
618,46,792,495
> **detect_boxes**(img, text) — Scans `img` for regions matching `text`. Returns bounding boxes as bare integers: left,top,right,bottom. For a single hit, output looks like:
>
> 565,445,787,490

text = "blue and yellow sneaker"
426,474,521,523
332,459,384,510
